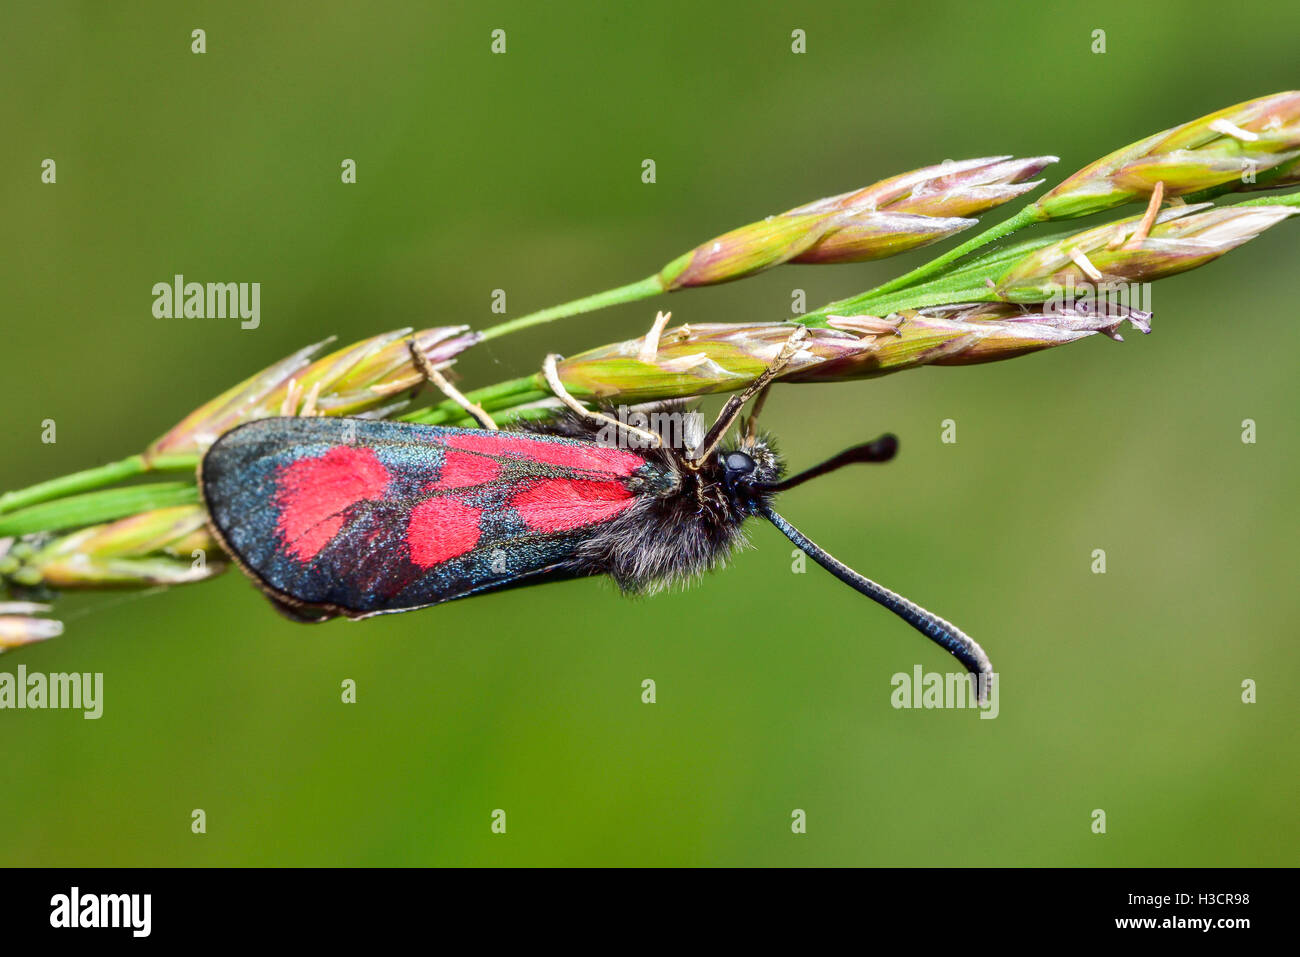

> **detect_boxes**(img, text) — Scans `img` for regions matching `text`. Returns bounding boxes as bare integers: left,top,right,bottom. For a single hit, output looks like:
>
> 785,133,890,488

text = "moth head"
717,436,783,497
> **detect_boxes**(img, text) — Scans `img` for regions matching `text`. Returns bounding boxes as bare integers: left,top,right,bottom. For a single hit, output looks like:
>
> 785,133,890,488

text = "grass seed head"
658,156,1056,287
0,602,63,652
14,506,224,588
782,302,1150,379
551,299,1154,401
145,326,480,460
1035,91,1300,219
997,204,1299,301
553,321,871,401
792,155,1057,218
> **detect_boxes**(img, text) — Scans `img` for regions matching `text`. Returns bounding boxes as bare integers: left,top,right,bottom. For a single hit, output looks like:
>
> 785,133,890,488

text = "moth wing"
200,416,653,620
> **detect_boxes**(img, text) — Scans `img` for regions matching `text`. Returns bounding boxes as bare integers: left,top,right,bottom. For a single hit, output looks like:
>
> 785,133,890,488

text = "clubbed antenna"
762,507,993,686
764,434,899,493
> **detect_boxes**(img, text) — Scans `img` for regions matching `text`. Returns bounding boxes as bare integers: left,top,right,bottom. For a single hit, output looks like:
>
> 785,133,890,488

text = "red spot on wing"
424,450,502,491
446,432,645,476
275,446,391,561
510,478,634,533
407,496,484,567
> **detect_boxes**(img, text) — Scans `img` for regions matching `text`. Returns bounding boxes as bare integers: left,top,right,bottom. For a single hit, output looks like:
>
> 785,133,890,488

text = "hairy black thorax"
523,403,783,593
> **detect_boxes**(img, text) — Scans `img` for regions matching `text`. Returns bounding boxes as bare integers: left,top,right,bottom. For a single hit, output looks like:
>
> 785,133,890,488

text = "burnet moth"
199,334,993,684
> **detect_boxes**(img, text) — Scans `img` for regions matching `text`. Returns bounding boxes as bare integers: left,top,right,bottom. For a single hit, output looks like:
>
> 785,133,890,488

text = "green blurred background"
2,1,1297,866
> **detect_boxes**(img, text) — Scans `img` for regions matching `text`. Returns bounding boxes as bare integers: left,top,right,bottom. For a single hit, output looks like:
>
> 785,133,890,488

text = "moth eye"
723,451,757,481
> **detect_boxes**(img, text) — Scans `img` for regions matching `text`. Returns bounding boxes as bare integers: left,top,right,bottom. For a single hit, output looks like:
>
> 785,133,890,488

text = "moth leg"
687,325,809,468
742,384,771,444
541,354,663,448
407,340,498,430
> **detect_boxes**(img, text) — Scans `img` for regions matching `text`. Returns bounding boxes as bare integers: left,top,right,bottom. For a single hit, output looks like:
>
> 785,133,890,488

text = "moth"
200,354,993,683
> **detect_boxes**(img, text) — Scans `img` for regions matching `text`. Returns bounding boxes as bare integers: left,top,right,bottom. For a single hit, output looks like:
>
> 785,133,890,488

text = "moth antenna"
761,507,994,693
764,433,899,494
